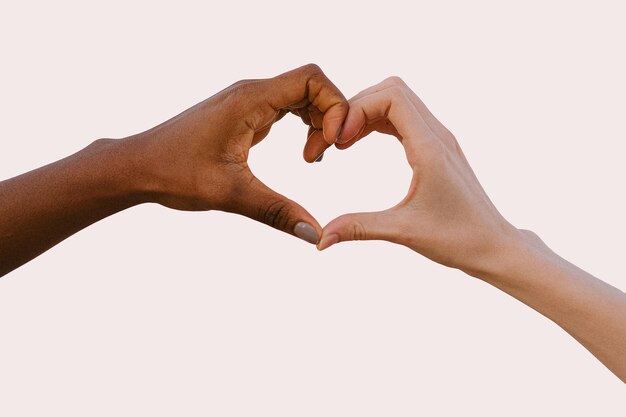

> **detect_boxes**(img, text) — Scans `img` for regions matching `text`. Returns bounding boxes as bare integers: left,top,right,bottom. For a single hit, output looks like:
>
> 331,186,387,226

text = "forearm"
0,138,150,277
473,230,626,382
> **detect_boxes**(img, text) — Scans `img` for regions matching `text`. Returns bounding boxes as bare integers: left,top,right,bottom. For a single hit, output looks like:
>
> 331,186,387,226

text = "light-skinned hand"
318,76,518,276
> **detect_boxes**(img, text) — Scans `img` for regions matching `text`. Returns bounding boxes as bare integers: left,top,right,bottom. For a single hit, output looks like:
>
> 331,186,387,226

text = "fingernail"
334,124,346,144
314,152,324,162
317,233,340,251
294,222,319,244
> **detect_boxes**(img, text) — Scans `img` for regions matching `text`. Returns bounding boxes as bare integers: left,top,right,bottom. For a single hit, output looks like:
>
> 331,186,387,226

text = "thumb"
227,174,322,245
318,210,394,251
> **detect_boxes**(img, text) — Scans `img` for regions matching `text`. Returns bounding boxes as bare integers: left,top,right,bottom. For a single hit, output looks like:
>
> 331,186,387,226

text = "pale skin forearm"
475,230,626,382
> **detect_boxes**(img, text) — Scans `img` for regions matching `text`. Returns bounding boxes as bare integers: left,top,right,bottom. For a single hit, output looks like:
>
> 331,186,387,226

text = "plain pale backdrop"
0,0,624,415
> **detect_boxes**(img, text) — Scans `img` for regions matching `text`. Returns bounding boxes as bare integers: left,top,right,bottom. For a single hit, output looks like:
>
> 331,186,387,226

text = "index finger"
263,64,349,147
337,85,432,149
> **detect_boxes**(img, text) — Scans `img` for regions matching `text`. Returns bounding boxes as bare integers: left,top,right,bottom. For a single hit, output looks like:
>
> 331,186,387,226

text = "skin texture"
1,66,624,383
319,77,626,382
0,64,348,277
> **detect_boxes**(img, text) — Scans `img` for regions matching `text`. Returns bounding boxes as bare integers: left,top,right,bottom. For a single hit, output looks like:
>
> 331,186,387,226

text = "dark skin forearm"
0,138,146,276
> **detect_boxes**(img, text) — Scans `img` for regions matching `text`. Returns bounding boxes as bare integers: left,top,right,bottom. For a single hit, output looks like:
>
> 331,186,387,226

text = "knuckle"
302,63,323,75
520,228,543,243
228,79,263,98
227,79,255,97
387,84,405,96
350,220,368,241
438,127,459,148
519,228,536,237
258,199,292,230
387,85,411,103
384,75,406,87
332,98,350,114
223,83,249,104
450,132,463,152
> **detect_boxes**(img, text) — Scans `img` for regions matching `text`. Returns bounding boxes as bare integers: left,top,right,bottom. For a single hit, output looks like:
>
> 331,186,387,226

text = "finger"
342,77,393,104
227,172,322,245
351,76,457,148
391,79,458,147
304,104,331,161
250,109,289,147
317,210,397,250
383,79,474,172
332,80,400,150
291,108,312,126
291,107,330,162
289,105,324,131
263,64,349,145
303,127,330,163
306,104,325,130
337,86,433,149
341,76,443,133
334,120,399,151
334,76,406,144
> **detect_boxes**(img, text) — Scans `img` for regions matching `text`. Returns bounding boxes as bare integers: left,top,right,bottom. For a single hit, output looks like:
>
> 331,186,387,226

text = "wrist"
85,137,159,206
460,226,546,279
111,132,218,211
462,227,553,284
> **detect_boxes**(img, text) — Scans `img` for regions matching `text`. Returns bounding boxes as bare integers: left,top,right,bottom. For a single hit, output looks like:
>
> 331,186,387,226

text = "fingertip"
335,126,351,145
335,123,344,143
294,222,320,245
317,233,340,251
322,101,349,145
322,119,342,145
238,173,323,243
334,139,355,150
303,130,330,162
335,109,365,145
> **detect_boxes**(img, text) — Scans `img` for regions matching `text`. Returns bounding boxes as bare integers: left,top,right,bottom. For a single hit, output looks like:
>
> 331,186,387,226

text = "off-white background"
0,0,624,415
